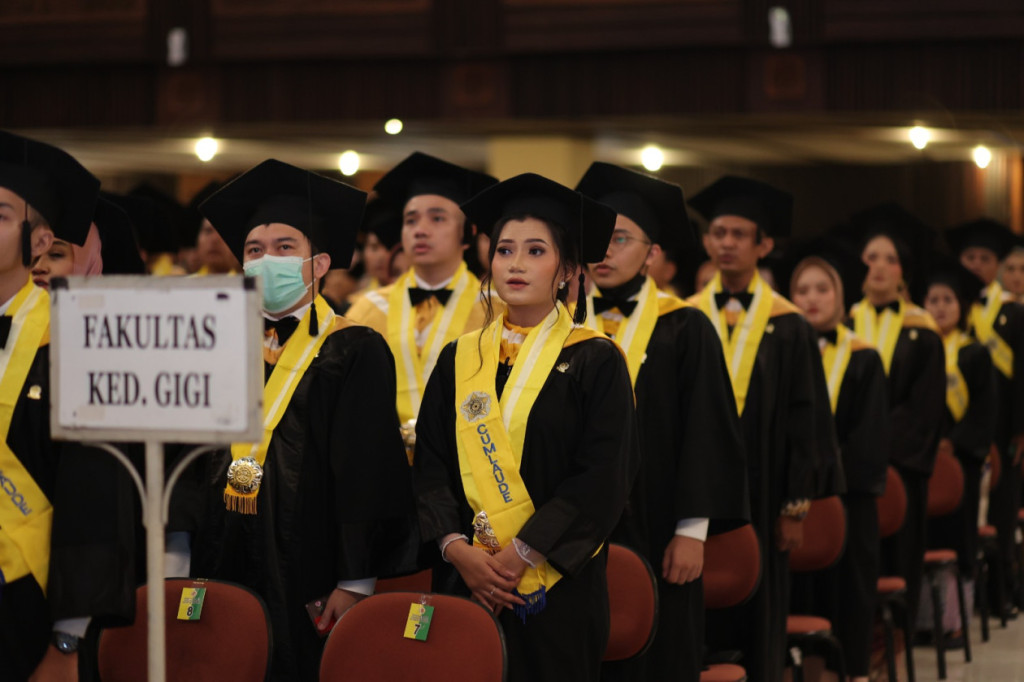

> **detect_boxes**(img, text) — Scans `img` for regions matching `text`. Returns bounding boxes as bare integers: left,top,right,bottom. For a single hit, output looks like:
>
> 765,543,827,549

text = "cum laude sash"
584,276,686,387
851,298,905,376
225,295,337,514
970,281,1014,379
454,305,602,620
388,262,479,425
820,325,855,415
944,330,972,423
0,279,53,590
696,271,775,416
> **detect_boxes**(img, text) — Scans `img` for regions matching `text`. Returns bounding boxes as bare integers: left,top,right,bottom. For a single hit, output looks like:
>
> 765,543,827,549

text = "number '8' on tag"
177,587,207,621
403,603,434,641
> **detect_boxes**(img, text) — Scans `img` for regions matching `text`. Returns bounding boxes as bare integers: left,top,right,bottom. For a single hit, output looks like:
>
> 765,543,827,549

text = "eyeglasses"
607,234,652,252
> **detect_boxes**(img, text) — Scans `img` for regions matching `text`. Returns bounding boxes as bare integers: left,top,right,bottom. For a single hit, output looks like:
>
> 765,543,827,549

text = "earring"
558,281,566,290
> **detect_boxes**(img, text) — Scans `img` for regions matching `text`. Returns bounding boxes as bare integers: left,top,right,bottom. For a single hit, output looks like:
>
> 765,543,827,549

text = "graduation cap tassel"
308,280,319,336
20,218,32,267
573,271,586,325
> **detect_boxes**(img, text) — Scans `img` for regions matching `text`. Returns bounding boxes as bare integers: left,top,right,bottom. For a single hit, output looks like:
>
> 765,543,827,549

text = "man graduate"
687,176,837,682
0,131,136,681
346,152,498,456
576,163,748,682
192,159,420,681
947,218,1024,617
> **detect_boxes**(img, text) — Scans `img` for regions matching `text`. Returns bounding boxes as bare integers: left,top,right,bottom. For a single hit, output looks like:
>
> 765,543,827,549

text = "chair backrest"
789,495,847,572
877,466,907,539
98,578,271,682
319,591,505,682
604,543,658,661
703,524,761,609
927,448,964,517
376,568,433,594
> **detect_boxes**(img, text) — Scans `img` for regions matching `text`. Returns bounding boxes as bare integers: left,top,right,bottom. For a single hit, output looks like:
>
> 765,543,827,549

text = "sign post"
49,275,263,682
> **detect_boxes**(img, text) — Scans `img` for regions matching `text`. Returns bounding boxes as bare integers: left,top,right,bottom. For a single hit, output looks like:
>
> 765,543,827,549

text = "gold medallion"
460,391,491,423
26,385,42,400
227,457,264,494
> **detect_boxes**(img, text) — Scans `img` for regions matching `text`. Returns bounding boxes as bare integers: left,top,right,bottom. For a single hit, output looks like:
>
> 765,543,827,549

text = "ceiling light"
909,126,930,150
973,145,992,169
338,150,360,176
384,119,403,135
194,137,218,162
641,145,664,172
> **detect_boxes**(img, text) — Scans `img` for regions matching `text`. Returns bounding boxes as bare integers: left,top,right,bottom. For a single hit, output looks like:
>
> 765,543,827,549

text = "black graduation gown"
603,306,749,682
703,306,838,682
877,314,945,626
1,347,136,681
414,335,639,682
792,343,889,676
191,325,421,682
929,341,996,576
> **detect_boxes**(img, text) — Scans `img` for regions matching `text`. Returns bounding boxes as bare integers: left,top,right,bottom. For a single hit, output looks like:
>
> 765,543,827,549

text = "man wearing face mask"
190,159,420,682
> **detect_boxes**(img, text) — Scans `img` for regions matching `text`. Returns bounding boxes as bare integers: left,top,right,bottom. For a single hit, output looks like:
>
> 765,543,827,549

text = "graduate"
946,218,1024,618
413,173,638,682
846,204,945,629
687,176,837,682
1001,244,1024,303
188,181,239,276
0,130,136,681
575,162,748,682
788,248,889,682
191,159,420,681
921,257,995,638
346,152,498,457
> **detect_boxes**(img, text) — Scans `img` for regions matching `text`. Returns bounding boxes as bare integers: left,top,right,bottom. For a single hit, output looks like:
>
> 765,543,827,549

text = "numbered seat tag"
403,602,434,641
177,587,207,621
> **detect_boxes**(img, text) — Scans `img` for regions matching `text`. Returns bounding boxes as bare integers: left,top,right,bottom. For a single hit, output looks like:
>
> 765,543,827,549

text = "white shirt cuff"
53,617,90,638
336,578,377,596
674,518,710,541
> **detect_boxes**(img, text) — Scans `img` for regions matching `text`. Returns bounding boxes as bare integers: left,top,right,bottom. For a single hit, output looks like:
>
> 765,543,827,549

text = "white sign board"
50,275,264,443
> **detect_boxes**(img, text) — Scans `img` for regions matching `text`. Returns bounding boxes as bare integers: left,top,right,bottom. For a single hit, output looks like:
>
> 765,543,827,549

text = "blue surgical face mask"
244,254,312,314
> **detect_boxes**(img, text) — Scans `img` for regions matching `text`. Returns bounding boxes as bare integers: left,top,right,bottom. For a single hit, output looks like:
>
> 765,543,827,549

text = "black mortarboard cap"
575,161,693,254
182,180,224,248
847,203,934,284
945,218,1017,260
199,158,367,269
128,183,189,254
94,196,146,275
107,192,176,255
361,196,403,251
0,130,99,246
915,251,985,319
780,235,867,312
688,175,793,237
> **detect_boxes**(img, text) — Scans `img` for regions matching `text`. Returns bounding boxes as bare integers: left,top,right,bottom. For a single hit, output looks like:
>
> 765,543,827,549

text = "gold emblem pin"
460,391,491,422
556,362,570,373
765,323,775,334
1000,314,1007,326
26,385,42,400
910,329,919,340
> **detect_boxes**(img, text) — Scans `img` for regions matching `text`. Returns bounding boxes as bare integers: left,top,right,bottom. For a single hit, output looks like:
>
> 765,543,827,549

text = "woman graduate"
845,204,946,629
921,257,996,638
788,247,889,682
413,173,639,682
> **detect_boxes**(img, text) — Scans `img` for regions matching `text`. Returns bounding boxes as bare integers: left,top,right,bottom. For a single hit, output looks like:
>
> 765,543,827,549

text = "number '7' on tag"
177,587,207,621
403,603,434,641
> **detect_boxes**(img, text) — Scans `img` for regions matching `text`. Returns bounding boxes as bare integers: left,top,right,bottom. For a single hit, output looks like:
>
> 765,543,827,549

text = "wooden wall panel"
823,0,1024,42
0,0,149,64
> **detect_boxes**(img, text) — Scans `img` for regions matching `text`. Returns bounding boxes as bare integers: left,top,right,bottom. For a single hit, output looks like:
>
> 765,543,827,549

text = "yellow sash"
388,262,479,425
944,330,971,422
696,271,774,415
454,305,603,619
851,298,905,375
0,280,52,591
970,281,1014,379
585,277,685,387
226,296,336,514
820,325,854,415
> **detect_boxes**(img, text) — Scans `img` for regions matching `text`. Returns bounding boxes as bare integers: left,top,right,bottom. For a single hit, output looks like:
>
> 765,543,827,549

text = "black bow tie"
818,328,838,345
873,300,900,315
408,287,452,306
0,316,10,349
264,316,300,345
714,291,754,310
593,297,638,317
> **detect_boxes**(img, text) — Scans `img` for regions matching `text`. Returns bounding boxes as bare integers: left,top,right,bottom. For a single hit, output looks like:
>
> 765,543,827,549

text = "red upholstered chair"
376,568,433,594
604,543,658,661
876,466,915,682
786,496,847,682
319,591,505,682
700,523,761,682
924,448,971,679
98,578,271,682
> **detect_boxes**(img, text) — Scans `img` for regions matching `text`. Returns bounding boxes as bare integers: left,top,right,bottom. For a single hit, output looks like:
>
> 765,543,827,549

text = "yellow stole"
388,262,479,425
0,280,53,591
944,330,971,422
454,305,602,618
585,276,686,387
970,281,1014,379
851,298,905,375
226,296,337,514
820,325,854,414
696,271,775,415
149,253,183,277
